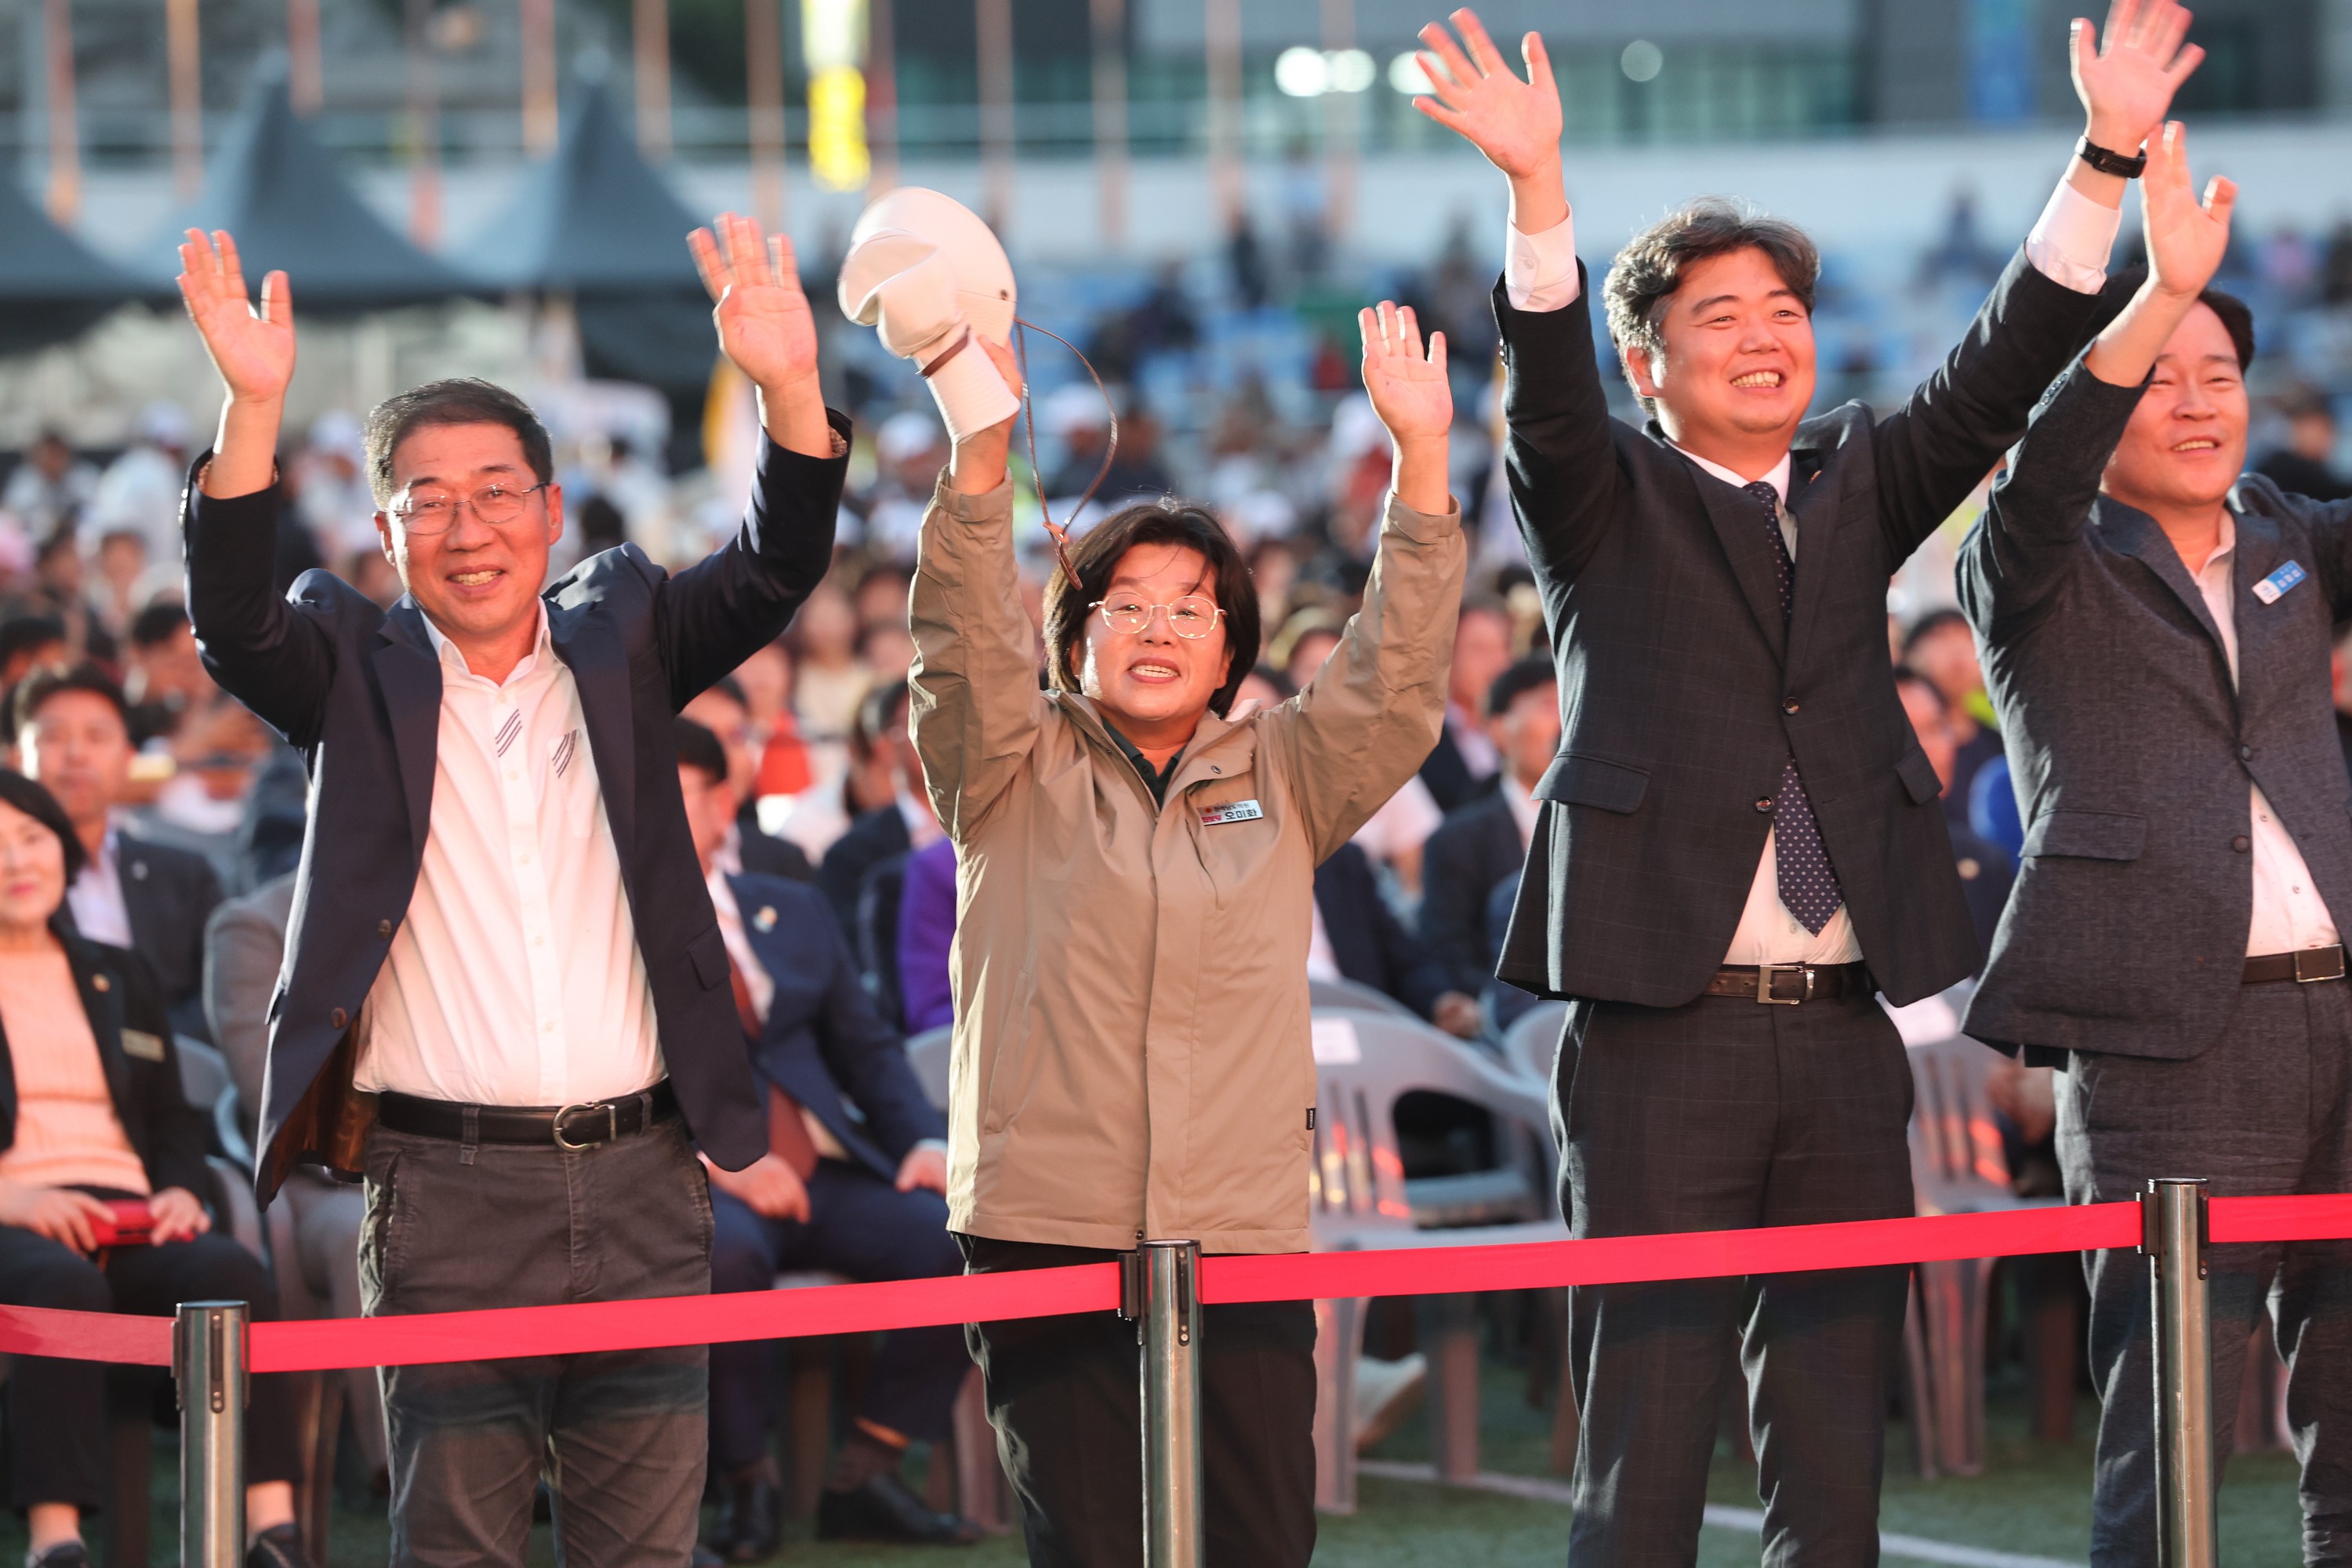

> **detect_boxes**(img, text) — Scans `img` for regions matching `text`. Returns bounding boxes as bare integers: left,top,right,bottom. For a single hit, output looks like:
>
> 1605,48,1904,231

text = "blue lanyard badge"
2252,560,2307,606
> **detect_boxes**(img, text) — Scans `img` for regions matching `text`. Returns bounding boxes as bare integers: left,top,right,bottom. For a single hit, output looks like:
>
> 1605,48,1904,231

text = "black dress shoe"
245,1524,316,1568
714,1470,782,1563
28,1542,92,1568
815,1471,980,1545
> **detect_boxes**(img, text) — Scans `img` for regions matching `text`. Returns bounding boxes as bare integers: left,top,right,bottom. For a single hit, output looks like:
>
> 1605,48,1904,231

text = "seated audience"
1895,667,2014,955
818,681,941,946
0,771,311,1568
1967,751,2027,862
204,869,387,1482
2254,386,2350,503
1902,608,2003,824
683,675,815,881
674,720,975,1554
14,666,223,1039
1313,841,1479,1036
1419,593,1510,811
121,603,216,749
0,614,67,690
1419,657,1555,1000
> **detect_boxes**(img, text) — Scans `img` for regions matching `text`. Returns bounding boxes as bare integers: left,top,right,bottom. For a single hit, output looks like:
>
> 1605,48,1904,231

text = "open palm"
2141,122,2235,299
1360,302,1451,445
1413,9,1559,180
176,230,295,405
690,212,818,392
2073,0,2204,152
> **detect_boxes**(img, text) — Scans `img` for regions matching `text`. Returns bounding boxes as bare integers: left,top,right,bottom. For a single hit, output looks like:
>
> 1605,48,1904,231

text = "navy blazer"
728,872,944,1180
183,423,851,1201
1490,253,2101,1007
1312,842,1454,1019
0,930,209,1199
1958,363,2352,1061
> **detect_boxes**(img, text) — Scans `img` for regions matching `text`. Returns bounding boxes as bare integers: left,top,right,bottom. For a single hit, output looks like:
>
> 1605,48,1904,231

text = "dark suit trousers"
0,1220,299,1508
957,1235,1316,1568
360,1118,712,1568
2057,977,2352,1568
706,1162,968,1467
1556,992,1915,1568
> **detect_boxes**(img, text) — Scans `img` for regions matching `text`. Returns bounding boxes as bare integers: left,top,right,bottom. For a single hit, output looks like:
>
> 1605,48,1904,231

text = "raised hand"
178,229,293,497
689,212,830,456
177,230,295,408
1359,301,1452,516
2141,122,2235,299
2072,0,2203,154
1414,9,1559,183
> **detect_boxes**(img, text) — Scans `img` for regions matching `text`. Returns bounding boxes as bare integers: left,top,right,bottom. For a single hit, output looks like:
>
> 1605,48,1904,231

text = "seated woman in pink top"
0,771,312,1568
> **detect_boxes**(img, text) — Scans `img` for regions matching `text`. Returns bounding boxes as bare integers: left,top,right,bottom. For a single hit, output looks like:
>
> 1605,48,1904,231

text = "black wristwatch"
2075,136,2147,179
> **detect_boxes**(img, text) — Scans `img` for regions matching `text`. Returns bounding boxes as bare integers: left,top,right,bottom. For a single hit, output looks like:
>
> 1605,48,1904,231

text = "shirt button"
2240,744,2254,760
518,852,532,865
1755,797,1774,813
2232,835,2251,853
1781,698,1800,715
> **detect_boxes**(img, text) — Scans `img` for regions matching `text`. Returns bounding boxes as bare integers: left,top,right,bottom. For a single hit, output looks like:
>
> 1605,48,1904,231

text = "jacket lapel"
548,597,637,867
372,601,443,873
2096,501,2227,654
1682,454,1789,664
2228,508,2288,695
1780,447,1838,673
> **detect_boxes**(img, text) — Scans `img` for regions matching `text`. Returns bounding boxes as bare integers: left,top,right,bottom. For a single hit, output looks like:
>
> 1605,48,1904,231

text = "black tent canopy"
165,67,474,312
470,75,720,466
0,177,158,355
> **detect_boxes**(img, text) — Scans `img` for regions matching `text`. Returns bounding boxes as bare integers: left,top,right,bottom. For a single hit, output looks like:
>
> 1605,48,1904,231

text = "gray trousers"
359,1116,714,1568
2059,976,2352,1567
284,1171,387,1473
1556,992,1915,1568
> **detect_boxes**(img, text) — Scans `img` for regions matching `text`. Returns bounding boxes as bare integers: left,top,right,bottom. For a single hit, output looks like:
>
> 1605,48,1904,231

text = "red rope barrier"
2,1194,2342,1374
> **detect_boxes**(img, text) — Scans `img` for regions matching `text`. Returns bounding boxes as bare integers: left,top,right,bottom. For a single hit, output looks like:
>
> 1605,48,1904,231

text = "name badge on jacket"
119,1029,167,1063
1200,799,1265,826
2253,561,2307,605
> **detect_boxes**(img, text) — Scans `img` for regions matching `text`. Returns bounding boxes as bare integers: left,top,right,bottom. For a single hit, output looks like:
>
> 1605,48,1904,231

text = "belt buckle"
1755,964,1812,1006
2296,947,2347,984
554,1101,618,1149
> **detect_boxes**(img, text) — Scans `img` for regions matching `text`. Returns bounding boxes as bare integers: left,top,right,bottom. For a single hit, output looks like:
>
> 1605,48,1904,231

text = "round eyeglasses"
1092,595,1225,639
388,481,549,535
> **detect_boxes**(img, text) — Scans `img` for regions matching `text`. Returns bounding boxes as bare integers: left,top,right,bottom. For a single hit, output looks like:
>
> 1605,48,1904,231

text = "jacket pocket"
687,926,731,990
1896,747,1942,806
2022,808,2146,862
1533,753,1649,815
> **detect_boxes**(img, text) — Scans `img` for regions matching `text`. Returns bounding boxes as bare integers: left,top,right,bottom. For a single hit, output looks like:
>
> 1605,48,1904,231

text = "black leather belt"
2243,946,2348,985
376,1081,679,1149
1702,962,1873,1006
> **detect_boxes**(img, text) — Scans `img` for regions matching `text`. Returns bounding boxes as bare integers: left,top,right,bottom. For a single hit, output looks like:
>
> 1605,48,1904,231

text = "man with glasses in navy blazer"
175,216,848,1568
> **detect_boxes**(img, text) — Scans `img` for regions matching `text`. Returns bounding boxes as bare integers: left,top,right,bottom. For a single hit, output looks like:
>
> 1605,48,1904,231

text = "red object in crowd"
754,717,812,798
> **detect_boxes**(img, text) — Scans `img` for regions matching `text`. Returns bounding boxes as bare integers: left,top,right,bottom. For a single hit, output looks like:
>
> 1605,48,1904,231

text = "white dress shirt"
354,604,663,1106
1501,177,2120,967
65,819,133,949
1500,772,1539,848
2183,515,2341,957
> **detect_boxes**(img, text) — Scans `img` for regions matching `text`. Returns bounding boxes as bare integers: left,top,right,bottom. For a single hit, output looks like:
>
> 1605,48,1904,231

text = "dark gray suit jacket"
60,831,223,1042
1493,252,2103,1007
1958,362,2352,1061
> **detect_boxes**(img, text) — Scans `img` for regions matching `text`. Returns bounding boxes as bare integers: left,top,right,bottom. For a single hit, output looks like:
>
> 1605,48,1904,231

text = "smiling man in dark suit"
1416,2,2194,1558
175,215,848,1568
1958,129,2352,1564
1419,655,1555,1000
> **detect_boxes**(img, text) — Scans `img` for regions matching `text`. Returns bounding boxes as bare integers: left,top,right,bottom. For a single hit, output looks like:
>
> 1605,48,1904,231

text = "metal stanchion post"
1134,1240,1203,1568
176,1300,249,1568
2143,1179,2215,1568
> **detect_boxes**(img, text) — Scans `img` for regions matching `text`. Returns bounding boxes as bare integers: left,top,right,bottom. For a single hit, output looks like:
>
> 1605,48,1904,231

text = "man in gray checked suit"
1417,2,2198,1561
1959,126,2352,1564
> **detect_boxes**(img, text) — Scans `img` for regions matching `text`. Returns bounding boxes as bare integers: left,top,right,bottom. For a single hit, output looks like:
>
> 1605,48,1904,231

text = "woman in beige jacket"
908,303,1465,1566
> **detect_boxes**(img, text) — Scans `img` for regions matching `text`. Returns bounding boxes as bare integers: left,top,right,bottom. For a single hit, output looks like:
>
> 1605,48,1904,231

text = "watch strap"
2075,136,2148,179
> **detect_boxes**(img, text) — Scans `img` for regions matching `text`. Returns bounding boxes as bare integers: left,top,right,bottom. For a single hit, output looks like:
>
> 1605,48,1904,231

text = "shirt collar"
1500,772,1539,845
2194,508,2239,579
1674,445,1793,508
1104,723,1181,807
422,600,552,686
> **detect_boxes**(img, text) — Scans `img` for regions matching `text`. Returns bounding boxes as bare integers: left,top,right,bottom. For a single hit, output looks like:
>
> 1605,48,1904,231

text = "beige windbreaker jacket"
908,476,1465,1254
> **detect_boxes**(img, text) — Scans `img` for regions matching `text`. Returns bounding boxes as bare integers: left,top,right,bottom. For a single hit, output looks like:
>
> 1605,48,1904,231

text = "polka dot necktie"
1744,480,1844,935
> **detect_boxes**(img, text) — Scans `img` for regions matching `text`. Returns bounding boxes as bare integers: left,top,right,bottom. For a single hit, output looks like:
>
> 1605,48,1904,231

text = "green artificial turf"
11,1362,2302,1566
